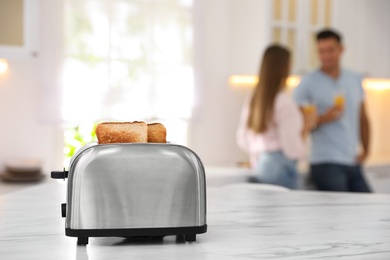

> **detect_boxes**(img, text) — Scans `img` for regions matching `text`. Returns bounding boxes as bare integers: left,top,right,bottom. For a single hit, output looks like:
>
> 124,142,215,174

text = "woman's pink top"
236,91,306,168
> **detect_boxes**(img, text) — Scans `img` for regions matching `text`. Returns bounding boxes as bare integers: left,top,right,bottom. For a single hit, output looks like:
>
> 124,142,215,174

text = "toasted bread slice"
147,123,167,143
95,121,147,144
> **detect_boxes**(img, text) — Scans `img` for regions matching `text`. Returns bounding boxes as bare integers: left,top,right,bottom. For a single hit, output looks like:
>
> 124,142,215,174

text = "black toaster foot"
77,237,89,245
185,234,196,242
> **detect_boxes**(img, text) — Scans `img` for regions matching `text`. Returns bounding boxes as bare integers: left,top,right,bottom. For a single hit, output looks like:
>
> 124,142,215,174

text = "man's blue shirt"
293,69,364,165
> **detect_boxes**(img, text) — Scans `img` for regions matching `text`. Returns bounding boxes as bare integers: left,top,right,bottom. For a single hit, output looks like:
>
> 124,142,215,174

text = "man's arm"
315,105,343,127
299,107,318,137
357,101,370,163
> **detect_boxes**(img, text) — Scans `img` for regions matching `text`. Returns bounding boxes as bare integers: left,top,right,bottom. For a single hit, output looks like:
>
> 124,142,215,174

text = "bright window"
62,0,194,163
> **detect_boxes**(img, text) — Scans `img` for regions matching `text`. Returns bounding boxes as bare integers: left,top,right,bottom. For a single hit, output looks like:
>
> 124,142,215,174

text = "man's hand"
318,105,344,125
302,109,318,134
356,151,368,163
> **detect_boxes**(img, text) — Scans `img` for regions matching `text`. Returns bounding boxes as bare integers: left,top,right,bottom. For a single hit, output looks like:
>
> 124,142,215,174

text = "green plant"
63,122,98,167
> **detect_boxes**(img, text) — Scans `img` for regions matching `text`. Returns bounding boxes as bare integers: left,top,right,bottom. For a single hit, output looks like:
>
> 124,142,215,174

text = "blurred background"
0,0,389,191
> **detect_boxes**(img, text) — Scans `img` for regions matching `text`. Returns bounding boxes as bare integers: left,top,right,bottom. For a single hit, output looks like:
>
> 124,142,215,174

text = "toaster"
51,142,207,245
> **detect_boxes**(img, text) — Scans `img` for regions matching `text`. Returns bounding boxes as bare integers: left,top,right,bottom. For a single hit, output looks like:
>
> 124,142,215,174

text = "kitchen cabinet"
267,0,390,78
0,0,39,59
365,88,390,163
266,0,333,75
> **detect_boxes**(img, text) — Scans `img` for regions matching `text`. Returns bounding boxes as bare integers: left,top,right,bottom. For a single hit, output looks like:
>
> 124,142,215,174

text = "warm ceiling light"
363,78,390,91
0,59,9,74
230,75,390,91
229,75,301,88
229,75,258,87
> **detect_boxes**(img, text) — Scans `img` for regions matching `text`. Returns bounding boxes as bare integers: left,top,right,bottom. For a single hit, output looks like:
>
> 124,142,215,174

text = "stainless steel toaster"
51,142,207,245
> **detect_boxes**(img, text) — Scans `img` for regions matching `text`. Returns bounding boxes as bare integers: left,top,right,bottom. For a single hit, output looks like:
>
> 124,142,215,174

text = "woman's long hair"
247,45,290,133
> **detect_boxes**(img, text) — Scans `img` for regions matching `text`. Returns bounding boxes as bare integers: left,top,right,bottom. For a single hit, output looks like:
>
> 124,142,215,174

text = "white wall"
362,0,390,78
333,0,390,78
0,0,64,174
189,0,267,166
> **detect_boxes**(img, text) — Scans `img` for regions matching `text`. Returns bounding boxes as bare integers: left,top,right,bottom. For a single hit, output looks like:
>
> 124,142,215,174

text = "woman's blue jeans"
254,151,299,189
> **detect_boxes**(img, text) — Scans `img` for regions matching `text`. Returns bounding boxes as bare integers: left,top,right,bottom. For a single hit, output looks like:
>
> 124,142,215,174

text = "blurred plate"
5,159,42,173
0,172,45,182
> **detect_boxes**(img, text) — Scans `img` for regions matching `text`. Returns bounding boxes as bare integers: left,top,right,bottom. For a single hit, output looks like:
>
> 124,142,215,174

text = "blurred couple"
237,28,371,192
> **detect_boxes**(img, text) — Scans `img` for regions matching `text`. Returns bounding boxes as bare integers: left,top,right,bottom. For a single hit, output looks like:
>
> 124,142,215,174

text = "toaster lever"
51,170,69,179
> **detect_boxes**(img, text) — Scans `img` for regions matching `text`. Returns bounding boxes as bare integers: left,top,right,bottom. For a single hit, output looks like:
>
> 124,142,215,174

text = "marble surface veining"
0,181,390,259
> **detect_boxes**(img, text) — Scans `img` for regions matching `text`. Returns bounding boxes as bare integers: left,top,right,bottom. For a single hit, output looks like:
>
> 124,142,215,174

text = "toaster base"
66,225,207,245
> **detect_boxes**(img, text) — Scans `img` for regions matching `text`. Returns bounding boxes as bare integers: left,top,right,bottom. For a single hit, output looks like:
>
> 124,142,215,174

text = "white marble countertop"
1,180,390,259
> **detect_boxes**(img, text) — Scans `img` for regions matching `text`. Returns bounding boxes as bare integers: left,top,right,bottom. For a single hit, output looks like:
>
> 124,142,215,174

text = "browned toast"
147,123,167,143
95,121,148,144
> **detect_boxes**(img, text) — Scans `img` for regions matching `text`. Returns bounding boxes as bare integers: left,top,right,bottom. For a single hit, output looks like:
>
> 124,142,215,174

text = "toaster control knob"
61,203,66,218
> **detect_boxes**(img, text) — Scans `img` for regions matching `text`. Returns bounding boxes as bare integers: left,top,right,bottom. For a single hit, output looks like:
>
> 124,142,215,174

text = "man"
293,29,371,192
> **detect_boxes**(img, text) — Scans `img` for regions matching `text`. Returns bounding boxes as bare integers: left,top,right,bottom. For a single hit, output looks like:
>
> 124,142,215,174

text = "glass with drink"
303,103,316,114
333,93,345,108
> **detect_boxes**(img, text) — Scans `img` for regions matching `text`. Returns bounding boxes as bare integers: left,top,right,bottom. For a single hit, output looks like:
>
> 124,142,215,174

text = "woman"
236,45,315,189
